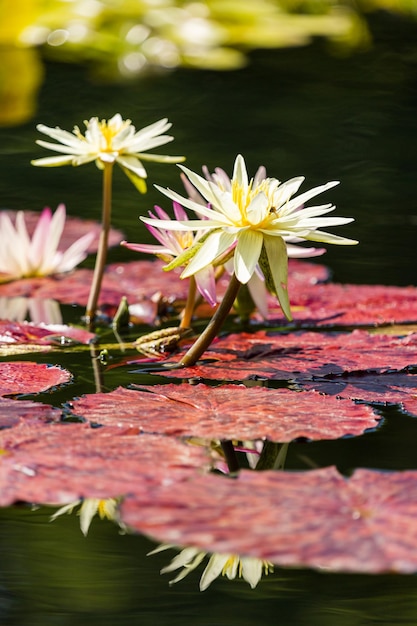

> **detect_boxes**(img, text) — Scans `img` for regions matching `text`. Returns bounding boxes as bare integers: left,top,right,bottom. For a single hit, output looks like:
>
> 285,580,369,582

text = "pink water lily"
0,204,95,282
122,202,217,306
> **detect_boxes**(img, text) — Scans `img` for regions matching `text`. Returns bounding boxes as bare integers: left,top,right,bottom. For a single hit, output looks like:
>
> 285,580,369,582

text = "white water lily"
143,154,358,319
50,497,122,536
149,544,273,591
0,204,95,282
31,114,185,192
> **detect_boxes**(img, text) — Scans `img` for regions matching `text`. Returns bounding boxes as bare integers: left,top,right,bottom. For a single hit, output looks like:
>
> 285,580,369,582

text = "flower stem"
178,273,241,367
85,162,114,327
180,275,197,329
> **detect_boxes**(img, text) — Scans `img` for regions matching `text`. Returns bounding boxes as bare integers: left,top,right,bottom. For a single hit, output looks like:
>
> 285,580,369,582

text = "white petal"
240,557,263,588
284,181,339,215
195,265,217,306
247,272,269,318
35,124,85,149
200,554,230,591
272,176,304,208
79,499,100,536
246,191,269,224
57,230,96,273
181,231,236,278
117,155,147,178
234,230,263,284
154,185,229,222
303,230,358,245
178,164,224,208
31,155,77,167
232,154,248,190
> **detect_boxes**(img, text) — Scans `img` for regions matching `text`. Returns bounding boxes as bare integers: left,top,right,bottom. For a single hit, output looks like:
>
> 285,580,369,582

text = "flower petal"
181,230,236,278
234,230,263,284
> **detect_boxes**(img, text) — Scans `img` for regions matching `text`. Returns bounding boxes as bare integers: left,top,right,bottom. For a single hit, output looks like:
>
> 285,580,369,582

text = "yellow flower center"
231,178,276,229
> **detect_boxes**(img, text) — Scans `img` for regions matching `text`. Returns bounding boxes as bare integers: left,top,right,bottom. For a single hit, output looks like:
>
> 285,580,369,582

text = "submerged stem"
85,162,114,327
179,273,241,367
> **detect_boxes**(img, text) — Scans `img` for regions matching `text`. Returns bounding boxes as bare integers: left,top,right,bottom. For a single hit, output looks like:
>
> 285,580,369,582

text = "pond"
0,10,417,626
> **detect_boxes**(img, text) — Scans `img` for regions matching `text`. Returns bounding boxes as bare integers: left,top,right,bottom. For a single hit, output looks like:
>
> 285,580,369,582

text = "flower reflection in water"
50,497,124,536
148,544,274,590
0,297,63,324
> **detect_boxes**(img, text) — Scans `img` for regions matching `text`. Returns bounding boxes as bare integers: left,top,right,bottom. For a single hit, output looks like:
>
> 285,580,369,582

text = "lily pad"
302,371,417,404
0,397,61,429
69,384,379,441
0,420,209,506
0,259,329,315
0,361,72,396
158,330,417,382
0,320,95,348
265,282,417,327
121,465,417,574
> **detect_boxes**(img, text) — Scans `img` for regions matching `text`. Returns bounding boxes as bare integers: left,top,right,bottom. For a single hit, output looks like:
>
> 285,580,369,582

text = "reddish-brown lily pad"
265,282,417,327
0,397,61,429
0,361,72,396
401,395,417,417
302,371,417,404
158,330,417,382
69,384,379,441
0,259,329,315
121,465,417,574
0,420,209,506
0,320,95,346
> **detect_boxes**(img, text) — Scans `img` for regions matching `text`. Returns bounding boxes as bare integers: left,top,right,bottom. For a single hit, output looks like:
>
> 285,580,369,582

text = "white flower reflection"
50,498,123,536
148,544,273,591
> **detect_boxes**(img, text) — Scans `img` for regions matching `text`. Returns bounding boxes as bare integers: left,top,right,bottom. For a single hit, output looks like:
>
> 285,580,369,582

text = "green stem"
179,273,241,367
85,162,114,327
180,275,197,329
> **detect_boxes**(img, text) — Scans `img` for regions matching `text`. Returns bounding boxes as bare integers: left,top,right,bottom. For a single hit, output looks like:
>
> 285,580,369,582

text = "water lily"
31,114,185,192
122,201,216,309
181,163,327,319
149,544,273,591
142,154,358,366
0,204,94,282
50,497,122,536
144,154,357,320
32,113,185,326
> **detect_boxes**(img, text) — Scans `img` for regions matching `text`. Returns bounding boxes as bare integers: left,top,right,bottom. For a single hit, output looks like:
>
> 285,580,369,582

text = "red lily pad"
0,397,61,429
0,361,72,396
0,320,95,346
401,395,417,417
0,420,209,506
158,330,417,382
265,282,417,327
121,465,417,574
302,371,417,404
69,384,379,441
0,259,328,315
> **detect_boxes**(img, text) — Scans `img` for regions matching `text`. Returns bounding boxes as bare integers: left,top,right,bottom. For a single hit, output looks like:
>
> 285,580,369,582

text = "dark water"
1,12,417,626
